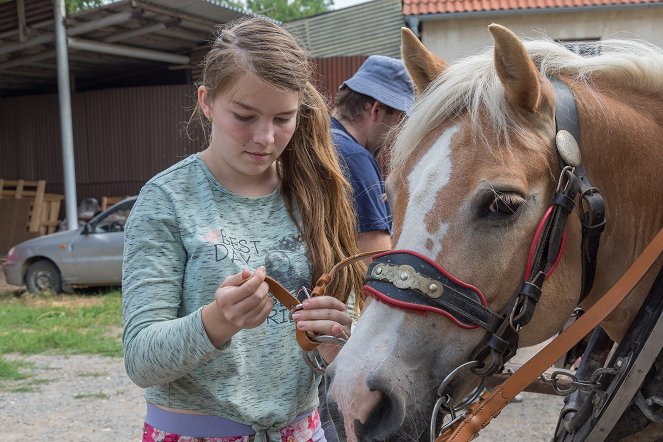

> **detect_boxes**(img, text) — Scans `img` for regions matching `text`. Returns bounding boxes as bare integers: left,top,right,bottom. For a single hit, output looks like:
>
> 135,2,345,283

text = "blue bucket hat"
341,55,415,113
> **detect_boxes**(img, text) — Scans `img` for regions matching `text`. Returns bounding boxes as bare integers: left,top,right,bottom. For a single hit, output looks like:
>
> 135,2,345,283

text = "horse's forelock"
391,37,663,172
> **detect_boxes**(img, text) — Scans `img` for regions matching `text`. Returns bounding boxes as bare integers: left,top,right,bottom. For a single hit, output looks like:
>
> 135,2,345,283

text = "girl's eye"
233,114,253,122
275,116,293,124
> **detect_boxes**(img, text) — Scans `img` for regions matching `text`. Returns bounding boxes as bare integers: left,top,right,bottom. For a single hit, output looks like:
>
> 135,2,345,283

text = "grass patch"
73,391,111,400
0,357,33,381
0,289,123,381
4,377,53,393
0,289,123,356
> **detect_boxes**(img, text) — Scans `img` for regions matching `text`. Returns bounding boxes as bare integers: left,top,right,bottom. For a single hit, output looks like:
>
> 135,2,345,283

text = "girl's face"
199,75,299,187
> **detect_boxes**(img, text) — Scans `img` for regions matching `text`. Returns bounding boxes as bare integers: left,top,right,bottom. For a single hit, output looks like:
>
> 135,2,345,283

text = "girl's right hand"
214,266,273,329
202,266,273,348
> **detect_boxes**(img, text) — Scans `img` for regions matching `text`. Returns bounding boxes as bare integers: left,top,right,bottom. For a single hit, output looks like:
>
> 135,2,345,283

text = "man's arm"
357,230,392,264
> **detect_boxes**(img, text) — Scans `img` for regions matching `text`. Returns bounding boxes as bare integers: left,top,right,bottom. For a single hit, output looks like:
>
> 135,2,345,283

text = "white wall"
420,7,663,62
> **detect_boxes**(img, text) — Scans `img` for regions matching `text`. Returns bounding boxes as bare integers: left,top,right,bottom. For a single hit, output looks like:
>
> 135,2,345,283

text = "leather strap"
263,275,320,351
549,76,606,300
266,249,387,352
437,226,663,442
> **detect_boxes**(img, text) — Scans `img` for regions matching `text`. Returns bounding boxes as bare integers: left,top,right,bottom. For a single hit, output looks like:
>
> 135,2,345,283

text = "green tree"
65,0,103,14
245,0,334,22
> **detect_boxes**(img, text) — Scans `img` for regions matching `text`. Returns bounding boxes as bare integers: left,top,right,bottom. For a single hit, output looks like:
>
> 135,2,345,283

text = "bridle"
360,76,606,436
273,76,607,439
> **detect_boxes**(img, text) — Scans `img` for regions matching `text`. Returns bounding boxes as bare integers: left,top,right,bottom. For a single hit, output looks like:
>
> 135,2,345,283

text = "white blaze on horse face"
396,125,459,257
330,299,407,436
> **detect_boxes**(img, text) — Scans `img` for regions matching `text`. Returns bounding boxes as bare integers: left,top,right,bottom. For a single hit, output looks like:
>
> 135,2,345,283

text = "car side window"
93,205,133,234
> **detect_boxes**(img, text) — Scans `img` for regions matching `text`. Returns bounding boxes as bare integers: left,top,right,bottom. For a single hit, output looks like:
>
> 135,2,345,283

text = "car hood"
13,228,84,252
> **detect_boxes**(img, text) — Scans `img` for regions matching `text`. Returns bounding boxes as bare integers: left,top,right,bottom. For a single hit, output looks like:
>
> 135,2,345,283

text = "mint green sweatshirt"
122,154,320,442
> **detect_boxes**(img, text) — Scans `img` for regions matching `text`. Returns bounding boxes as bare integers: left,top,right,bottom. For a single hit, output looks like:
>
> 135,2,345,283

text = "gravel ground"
1,354,145,442
1,353,564,442
0,272,564,441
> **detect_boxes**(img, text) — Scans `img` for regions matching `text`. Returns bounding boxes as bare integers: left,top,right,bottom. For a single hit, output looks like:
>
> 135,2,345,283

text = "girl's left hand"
291,295,351,363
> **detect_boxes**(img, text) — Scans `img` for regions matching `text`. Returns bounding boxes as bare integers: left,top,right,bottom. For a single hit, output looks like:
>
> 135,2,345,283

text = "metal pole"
54,0,78,231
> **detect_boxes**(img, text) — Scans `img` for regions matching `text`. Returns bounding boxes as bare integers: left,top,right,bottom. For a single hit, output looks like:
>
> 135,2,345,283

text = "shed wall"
0,56,364,204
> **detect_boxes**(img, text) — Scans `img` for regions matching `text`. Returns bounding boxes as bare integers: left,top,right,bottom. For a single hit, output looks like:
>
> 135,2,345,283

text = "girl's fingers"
296,319,351,336
220,268,252,288
216,267,267,305
229,280,271,314
301,295,345,311
293,308,351,326
331,323,350,340
235,266,266,298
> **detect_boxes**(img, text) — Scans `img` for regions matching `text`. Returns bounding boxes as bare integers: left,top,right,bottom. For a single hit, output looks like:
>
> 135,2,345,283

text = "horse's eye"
481,192,524,219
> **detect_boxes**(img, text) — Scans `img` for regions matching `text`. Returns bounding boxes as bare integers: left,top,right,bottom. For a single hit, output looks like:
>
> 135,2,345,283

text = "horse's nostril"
356,379,406,441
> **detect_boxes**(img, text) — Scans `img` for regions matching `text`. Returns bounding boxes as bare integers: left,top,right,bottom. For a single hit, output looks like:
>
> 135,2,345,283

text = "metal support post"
54,0,79,231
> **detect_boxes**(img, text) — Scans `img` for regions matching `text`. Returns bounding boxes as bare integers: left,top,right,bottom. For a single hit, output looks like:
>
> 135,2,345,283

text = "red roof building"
403,0,662,15
400,0,663,62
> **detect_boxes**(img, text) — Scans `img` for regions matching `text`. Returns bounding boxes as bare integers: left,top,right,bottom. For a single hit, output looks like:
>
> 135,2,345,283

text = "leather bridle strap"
437,226,663,442
549,77,606,299
263,275,319,352
266,249,387,352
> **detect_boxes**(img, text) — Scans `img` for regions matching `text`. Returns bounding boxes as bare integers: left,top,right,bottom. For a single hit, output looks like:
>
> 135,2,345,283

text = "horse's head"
328,24,586,441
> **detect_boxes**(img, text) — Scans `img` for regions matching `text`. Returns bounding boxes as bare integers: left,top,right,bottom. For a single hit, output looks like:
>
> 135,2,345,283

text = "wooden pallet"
101,195,130,211
0,179,63,234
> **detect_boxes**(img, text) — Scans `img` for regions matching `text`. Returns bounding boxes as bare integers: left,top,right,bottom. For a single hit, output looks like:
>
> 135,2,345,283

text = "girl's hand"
292,295,352,362
202,266,274,348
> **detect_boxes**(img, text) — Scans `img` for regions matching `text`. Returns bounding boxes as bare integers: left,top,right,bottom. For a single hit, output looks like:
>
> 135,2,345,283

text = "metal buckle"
430,360,486,442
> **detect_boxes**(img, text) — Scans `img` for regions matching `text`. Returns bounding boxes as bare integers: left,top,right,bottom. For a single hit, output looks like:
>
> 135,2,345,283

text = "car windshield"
93,202,134,233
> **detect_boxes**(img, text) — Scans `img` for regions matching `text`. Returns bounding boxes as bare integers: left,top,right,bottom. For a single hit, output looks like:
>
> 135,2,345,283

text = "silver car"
2,196,136,293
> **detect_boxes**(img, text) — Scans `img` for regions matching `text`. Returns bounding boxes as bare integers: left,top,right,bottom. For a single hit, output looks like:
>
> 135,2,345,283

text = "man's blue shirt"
331,117,392,234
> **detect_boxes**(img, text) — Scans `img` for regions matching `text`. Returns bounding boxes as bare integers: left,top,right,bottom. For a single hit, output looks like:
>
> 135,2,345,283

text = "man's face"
366,107,405,156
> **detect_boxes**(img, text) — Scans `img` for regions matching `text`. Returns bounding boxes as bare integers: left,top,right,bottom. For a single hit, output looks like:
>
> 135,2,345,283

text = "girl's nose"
253,122,275,145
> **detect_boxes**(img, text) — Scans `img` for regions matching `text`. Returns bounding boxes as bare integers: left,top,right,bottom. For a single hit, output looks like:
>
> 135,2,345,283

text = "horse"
327,24,663,441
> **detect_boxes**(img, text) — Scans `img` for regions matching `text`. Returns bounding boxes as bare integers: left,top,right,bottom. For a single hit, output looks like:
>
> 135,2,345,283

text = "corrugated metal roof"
0,0,52,34
403,0,663,15
285,0,404,58
0,0,253,96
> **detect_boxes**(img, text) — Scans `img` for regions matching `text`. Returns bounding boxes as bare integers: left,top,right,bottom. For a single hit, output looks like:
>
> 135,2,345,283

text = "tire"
25,260,62,294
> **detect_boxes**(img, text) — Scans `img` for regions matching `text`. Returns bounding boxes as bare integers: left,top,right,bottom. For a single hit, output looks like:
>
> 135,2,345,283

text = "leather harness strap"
265,249,386,352
437,226,663,442
549,77,606,299
263,275,320,351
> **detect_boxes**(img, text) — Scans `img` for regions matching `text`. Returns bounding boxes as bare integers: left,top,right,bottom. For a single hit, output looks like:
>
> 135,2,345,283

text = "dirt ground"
1,352,565,442
0,267,23,294
0,271,565,441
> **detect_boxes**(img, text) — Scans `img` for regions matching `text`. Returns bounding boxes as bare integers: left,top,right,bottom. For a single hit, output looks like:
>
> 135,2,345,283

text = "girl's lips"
246,152,271,161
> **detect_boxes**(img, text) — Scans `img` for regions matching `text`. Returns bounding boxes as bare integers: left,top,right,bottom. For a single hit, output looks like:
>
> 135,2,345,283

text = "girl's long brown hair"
192,18,365,304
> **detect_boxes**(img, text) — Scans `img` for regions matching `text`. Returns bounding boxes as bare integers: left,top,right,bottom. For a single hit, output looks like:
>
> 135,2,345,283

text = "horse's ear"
489,24,542,113
401,27,448,94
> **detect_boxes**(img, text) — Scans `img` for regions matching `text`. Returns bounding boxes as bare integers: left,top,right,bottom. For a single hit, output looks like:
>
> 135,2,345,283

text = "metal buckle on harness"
290,286,349,374
430,360,486,442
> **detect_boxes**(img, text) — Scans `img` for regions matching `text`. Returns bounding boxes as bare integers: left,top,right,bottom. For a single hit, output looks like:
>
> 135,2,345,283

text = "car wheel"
25,260,62,294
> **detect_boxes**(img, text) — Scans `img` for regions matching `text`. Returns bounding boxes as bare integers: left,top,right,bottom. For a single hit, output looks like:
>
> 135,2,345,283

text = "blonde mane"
391,37,663,169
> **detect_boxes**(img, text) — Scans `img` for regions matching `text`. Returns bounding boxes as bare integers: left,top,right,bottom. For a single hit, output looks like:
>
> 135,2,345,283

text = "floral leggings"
142,409,323,442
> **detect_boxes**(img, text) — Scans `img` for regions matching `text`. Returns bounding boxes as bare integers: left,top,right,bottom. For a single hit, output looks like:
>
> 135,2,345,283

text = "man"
331,55,415,253
319,55,415,442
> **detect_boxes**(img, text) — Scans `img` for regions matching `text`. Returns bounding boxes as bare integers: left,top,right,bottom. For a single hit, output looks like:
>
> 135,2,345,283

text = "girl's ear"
198,86,212,119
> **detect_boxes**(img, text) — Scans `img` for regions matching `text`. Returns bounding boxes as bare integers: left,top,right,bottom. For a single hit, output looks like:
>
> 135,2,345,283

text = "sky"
332,0,373,10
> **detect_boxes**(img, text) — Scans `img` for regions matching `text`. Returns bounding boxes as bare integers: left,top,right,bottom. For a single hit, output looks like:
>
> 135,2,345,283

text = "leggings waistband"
145,402,312,438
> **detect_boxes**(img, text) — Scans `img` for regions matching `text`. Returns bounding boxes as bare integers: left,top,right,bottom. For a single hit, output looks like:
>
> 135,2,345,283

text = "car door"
69,200,135,285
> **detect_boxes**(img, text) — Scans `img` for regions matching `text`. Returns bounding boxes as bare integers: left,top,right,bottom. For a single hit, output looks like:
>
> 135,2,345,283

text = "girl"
122,17,364,442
